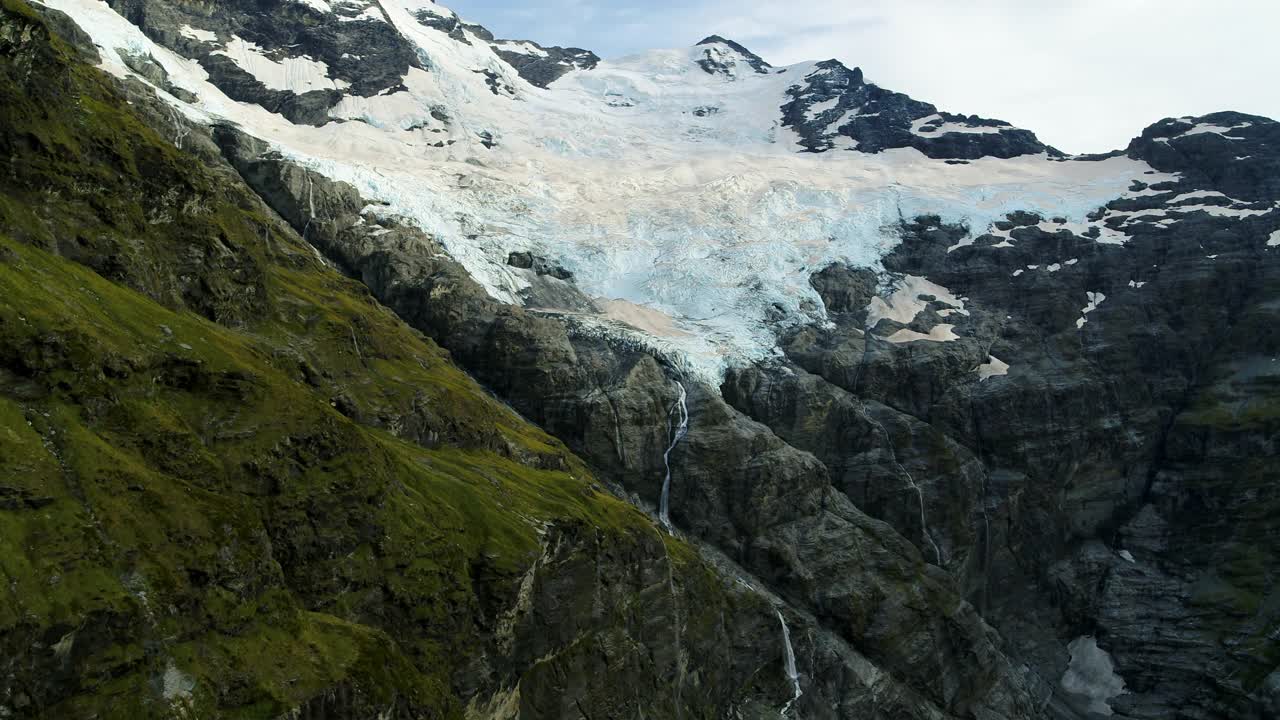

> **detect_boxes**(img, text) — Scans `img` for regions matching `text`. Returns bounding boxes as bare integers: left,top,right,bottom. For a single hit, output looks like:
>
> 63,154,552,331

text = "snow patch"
329,67,438,129
339,5,385,23
1179,121,1251,138
1118,550,1135,563
805,96,840,119
1269,230,1280,247
911,113,1009,136
827,107,862,135
179,25,217,43
976,355,1009,381
887,324,958,344
867,275,967,327
1060,636,1126,716
213,36,350,93
292,0,331,13
1076,291,1106,329
1170,190,1228,203
493,40,548,58
1173,203,1271,219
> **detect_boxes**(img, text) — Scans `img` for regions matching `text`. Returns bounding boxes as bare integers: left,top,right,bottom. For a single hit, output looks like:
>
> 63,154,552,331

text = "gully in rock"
658,381,690,533
867,412,942,565
303,170,316,240
777,610,803,718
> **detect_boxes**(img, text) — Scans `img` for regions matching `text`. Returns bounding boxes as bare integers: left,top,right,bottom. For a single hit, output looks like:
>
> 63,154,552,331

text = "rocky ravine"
3,1,1279,720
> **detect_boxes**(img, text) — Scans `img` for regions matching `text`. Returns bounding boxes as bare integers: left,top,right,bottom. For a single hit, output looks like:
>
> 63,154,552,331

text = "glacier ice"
45,0,1181,383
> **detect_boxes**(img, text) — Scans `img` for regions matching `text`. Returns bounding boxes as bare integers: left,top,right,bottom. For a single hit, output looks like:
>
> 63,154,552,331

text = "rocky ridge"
780,58,1054,158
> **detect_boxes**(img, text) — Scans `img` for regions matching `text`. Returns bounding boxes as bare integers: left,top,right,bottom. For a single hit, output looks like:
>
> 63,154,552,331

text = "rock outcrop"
780,59,1055,158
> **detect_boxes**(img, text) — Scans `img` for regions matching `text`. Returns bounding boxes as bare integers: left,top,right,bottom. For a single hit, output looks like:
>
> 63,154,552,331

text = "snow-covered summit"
693,35,772,77
44,0,1242,381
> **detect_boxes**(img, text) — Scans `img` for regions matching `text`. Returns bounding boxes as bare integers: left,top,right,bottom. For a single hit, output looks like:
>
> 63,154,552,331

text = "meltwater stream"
657,381,689,533
777,610,802,717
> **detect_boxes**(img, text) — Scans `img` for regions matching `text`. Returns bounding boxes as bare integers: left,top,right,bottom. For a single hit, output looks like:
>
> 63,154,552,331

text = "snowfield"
44,0,1180,381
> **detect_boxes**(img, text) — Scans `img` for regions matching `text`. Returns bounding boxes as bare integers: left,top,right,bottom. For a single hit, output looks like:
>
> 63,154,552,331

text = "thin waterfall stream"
658,381,689,532
777,610,802,717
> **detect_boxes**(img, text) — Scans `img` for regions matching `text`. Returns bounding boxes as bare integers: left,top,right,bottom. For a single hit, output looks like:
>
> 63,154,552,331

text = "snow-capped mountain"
14,2,1280,718
43,0,1262,381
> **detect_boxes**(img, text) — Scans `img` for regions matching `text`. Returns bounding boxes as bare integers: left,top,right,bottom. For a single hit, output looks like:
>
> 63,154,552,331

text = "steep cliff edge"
0,4,801,717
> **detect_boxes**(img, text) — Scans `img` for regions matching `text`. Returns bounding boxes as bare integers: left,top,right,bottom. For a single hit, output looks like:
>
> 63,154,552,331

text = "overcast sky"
445,0,1280,154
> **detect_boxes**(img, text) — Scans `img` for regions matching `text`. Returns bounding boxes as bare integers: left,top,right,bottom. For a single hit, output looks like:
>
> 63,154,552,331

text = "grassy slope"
0,2,665,717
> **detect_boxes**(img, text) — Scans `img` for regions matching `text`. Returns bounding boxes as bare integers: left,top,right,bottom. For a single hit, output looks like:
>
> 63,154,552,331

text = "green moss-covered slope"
0,3,697,717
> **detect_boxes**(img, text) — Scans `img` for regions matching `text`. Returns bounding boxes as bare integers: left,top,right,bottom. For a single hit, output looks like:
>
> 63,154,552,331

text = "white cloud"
447,0,1280,153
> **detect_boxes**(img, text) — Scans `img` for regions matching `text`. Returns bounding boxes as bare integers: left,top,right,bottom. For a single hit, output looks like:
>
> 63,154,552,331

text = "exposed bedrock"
738,176,1280,718
215,124,1047,719
213,109,1280,716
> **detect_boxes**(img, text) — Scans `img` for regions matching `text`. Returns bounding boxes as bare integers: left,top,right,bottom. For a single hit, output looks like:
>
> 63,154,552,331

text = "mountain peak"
694,35,771,76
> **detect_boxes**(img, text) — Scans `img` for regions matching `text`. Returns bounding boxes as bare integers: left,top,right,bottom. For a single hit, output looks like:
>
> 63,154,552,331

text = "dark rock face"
781,59,1055,159
106,0,421,125
412,7,471,41
809,263,878,318
215,124,1048,720
491,43,599,88
507,250,573,280
1128,111,1280,201
410,3,599,88
721,116,1280,718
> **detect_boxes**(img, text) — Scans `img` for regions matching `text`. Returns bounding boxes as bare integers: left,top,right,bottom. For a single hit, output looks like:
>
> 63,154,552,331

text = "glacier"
42,0,1180,382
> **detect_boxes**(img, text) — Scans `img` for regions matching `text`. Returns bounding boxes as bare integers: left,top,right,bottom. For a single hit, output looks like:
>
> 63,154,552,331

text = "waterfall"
777,610,802,718
167,105,189,150
302,171,316,241
657,381,689,532
865,412,942,565
307,171,317,221
902,467,942,565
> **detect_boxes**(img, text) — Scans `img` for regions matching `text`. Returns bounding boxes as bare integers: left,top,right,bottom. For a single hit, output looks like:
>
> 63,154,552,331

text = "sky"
443,0,1280,154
